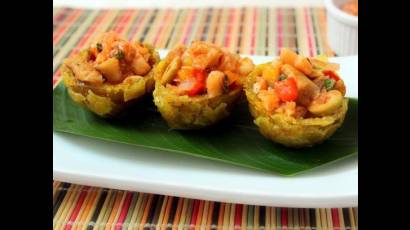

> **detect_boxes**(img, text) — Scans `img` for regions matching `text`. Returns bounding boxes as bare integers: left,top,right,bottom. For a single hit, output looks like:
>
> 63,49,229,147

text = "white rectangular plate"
53,52,358,208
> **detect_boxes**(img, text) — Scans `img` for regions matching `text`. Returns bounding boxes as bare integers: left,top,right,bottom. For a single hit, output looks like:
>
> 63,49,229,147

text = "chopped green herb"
279,74,287,81
96,43,103,52
115,50,125,60
324,79,335,90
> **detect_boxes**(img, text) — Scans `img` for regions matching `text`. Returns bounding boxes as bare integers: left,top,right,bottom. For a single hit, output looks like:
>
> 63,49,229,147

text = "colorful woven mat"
53,182,358,230
53,7,355,230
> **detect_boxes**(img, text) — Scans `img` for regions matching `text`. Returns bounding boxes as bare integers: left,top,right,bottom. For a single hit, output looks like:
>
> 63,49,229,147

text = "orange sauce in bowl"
341,0,358,16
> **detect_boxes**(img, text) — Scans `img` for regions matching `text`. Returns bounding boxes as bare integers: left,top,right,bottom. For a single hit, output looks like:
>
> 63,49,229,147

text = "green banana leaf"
53,83,358,175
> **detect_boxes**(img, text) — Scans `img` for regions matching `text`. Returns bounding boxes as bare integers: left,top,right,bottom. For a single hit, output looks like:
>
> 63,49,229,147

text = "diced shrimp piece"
205,47,223,69
189,41,223,69
219,52,239,72
167,45,185,61
135,44,150,62
95,58,122,83
161,57,181,85
294,56,313,76
206,71,225,98
238,57,255,75
65,55,104,85
177,66,194,83
95,50,110,64
280,48,298,65
258,89,280,113
131,56,151,76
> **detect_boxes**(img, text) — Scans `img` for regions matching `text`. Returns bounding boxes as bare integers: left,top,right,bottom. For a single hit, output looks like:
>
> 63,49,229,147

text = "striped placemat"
53,182,358,230
53,7,356,230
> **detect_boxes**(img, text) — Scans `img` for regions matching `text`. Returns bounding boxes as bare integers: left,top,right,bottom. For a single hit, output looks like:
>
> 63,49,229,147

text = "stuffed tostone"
61,31,160,117
244,48,348,148
153,41,255,129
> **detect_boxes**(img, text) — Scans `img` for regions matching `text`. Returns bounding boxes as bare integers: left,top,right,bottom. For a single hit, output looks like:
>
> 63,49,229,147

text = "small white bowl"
324,0,358,56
